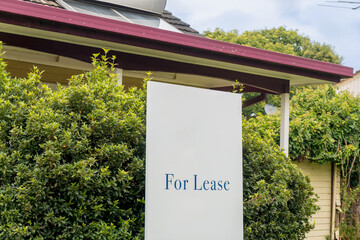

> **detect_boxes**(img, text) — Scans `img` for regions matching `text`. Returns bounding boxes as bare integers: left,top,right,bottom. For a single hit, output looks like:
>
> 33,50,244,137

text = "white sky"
166,0,360,72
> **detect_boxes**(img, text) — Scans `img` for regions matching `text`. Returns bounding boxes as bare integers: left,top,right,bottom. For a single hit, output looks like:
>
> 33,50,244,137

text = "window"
58,0,182,32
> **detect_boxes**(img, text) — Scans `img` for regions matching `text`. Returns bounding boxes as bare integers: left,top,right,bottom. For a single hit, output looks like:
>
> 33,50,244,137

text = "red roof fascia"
0,0,354,78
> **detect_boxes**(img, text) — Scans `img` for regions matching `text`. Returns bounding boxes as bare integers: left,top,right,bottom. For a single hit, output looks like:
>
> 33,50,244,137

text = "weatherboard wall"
296,161,340,240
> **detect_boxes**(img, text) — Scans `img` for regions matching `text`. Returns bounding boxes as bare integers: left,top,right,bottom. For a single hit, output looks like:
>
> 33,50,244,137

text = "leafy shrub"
243,117,319,240
0,43,318,239
0,47,146,239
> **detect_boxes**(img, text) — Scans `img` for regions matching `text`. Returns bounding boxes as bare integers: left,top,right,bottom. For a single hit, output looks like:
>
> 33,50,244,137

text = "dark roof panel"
161,10,200,36
22,0,200,35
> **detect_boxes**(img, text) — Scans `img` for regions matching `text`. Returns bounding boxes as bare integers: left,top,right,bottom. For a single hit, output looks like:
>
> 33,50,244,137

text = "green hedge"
243,117,318,239
0,49,146,239
0,45,318,239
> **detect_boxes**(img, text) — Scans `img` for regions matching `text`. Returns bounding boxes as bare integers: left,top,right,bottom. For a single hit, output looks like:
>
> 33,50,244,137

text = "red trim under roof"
0,0,354,79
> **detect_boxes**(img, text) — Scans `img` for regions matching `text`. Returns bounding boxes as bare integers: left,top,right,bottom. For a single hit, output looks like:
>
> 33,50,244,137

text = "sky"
166,0,360,72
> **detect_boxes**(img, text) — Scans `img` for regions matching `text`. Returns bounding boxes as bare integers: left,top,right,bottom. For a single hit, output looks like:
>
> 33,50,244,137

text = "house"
336,70,360,96
0,0,353,239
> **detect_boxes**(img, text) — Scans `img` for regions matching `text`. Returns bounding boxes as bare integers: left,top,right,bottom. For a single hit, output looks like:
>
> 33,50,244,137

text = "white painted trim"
280,93,290,156
115,68,123,85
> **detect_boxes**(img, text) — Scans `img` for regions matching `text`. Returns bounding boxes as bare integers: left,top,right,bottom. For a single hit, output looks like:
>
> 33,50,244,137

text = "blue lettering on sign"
165,173,230,191
194,174,202,190
165,173,174,190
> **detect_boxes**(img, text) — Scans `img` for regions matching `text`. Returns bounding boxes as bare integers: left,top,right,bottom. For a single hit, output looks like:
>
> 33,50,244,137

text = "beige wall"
337,71,360,96
296,161,340,240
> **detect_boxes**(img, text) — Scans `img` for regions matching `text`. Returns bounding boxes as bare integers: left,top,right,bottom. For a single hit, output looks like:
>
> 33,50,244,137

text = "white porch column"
115,68,123,85
280,93,290,156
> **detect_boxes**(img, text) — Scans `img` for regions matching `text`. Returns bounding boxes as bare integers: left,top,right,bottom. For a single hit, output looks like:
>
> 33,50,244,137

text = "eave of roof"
0,0,354,93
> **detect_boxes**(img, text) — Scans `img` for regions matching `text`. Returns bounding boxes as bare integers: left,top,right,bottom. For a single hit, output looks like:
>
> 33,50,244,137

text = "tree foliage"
0,43,319,239
203,27,342,64
203,27,343,118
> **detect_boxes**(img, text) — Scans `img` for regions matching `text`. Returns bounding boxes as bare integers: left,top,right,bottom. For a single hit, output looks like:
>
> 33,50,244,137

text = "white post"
115,68,123,85
280,93,290,156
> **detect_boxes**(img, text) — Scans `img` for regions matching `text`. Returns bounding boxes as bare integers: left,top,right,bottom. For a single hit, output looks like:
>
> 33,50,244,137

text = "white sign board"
145,81,243,240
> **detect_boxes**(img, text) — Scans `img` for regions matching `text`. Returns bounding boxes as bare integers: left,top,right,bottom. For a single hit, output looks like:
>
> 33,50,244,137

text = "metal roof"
0,0,354,94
